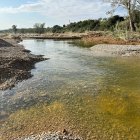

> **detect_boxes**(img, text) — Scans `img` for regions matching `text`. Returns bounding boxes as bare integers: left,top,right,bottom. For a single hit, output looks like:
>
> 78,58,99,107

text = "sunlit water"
0,39,140,139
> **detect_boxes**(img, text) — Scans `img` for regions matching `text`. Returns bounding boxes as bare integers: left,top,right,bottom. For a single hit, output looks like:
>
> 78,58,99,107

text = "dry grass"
72,31,140,48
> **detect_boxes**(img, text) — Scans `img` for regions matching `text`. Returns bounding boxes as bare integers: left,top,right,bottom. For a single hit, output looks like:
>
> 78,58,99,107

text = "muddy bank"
0,39,47,90
91,44,140,57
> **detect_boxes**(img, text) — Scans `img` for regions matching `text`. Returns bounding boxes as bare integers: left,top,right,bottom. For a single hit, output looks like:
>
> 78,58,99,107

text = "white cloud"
0,0,111,18
43,0,110,17
0,2,43,13
0,0,126,28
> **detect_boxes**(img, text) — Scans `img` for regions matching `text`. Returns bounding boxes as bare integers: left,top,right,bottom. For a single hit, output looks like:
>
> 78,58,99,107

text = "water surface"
0,39,140,139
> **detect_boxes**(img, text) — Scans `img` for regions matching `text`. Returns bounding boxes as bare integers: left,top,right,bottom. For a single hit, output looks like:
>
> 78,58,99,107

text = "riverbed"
0,39,140,139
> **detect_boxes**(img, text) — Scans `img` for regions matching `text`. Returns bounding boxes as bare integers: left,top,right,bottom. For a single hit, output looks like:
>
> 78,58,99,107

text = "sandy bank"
0,39,48,90
91,44,140,57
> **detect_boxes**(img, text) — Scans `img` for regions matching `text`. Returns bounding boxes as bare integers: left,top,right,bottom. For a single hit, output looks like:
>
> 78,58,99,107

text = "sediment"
91,44,140,57
17,131,82,140
0,38,48,90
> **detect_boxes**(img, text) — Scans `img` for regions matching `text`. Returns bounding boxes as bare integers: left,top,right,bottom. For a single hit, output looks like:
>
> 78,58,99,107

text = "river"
0,39,140,139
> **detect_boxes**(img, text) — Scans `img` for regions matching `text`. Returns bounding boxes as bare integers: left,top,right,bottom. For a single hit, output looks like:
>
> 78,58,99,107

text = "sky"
0,0,126,30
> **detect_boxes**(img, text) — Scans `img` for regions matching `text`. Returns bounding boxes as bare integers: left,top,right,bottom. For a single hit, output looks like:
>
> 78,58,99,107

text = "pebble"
17,131,82,140
91,44,140,57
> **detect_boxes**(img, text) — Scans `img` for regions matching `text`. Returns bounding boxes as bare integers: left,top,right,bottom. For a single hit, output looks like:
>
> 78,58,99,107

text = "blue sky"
0,0,126,30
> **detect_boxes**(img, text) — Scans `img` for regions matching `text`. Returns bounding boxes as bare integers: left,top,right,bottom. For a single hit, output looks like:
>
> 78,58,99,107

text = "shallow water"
0,39,140,139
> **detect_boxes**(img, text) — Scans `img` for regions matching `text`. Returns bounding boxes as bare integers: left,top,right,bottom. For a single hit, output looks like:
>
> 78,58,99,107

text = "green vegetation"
1,14,140,34
0,1,139,34
105,0,140,31
69,40,97,48
51,25,63,33
34,23,46,34
12,25,17,34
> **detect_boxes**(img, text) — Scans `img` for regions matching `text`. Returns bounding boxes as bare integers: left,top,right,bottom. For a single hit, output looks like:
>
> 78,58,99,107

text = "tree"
52,25,63,33
12,25,17,34
107,15,124,29
104,0,140,31
40,23,45,34
34,23,46,34
133,10,140,23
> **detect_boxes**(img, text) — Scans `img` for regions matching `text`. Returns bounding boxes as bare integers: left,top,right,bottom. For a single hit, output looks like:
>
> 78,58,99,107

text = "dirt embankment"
87,32,140,56
0,39,47,90
82,32,140,46
21,33,84,39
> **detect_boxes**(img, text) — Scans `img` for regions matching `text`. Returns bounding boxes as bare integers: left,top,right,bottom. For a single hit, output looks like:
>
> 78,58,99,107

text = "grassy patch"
69,40,96,48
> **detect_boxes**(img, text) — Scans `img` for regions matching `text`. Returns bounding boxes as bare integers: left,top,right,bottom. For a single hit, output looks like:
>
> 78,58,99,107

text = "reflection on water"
0,40,140,139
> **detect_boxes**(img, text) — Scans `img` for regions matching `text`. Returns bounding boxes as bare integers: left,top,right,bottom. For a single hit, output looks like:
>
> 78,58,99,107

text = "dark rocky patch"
0,39,48,90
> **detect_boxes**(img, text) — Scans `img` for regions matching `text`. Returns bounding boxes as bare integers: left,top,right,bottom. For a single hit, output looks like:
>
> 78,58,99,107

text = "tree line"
104,0,140,31
0,0,140,34
0,13,139,34
0,13,140,34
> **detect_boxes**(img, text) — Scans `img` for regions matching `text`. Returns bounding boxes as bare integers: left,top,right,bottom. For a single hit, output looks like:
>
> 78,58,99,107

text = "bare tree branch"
103,0,140,31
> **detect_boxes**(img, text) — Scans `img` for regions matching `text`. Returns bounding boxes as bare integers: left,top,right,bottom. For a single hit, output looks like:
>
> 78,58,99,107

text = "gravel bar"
91,44,140,57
